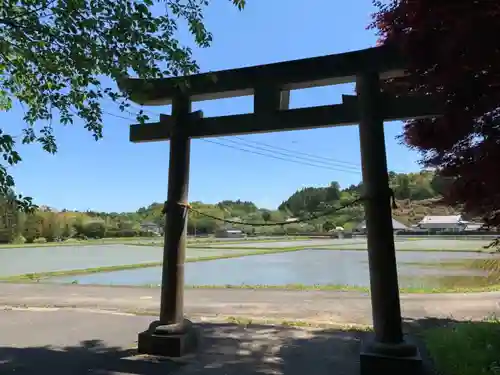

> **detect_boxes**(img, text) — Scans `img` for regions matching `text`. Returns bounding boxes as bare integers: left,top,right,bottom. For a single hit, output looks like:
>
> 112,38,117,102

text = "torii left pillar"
137,92,199,357
357,71,422,374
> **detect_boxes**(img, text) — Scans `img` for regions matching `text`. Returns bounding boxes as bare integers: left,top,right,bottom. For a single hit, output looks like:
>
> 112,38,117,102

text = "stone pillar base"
137,319,198,358
360,337,423,375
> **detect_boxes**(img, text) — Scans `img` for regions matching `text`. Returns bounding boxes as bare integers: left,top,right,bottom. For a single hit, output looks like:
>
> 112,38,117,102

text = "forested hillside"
0,171,458,243
277,170,456,230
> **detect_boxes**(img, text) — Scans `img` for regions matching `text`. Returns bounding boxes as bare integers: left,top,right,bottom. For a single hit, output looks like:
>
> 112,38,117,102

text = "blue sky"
4,0,422,212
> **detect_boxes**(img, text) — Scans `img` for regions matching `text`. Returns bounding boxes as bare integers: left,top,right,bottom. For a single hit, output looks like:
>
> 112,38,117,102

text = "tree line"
0,171,453,244
0,193,157,244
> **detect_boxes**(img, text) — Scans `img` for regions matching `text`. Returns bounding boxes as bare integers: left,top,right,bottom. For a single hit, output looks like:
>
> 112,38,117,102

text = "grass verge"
183,283,500,294
187,237,310,245
189,245,494,256
0,262,164,282
223,316,373,330
186,244,344,251
422,316,500,375
188,245,493,252
22,281,499,294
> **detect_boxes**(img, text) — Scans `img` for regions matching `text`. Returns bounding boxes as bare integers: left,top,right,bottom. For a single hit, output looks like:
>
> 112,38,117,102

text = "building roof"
357,218,407,230
418,215,463,225
465,223,484,231
141,221,159,227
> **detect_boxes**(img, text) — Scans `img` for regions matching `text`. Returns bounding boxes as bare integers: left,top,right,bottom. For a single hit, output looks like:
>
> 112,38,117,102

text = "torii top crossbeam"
117,45,441,143
118,45,406,105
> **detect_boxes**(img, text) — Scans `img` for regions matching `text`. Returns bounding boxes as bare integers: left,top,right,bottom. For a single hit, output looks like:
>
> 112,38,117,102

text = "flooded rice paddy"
1,238,499,290
48,249,499,290
202,237,492,251
0,244,267,276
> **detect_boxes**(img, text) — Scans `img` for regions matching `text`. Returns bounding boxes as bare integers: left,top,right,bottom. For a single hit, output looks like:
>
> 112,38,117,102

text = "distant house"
140,222,162,235
464,221,484,232
356,218,407,233
417,215,466,232
215,228,245,238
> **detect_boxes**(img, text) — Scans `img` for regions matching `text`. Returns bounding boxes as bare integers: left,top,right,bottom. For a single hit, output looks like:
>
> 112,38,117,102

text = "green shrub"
423,317,500,375
104,228,139,238
80,221,106,239
61,223,75,239
0,228,14,243
41,214,62,242
11,235,26,244
24,214,43,243
105,228,120,238
33,237,47,244
119,229,138,237
139,230,156,237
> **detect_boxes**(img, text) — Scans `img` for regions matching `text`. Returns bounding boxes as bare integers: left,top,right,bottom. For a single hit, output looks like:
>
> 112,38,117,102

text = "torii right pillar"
357,70,423,375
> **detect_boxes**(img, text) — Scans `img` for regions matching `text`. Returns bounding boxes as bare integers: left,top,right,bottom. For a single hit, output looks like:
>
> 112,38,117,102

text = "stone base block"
360,338,423,375
137,319,198,358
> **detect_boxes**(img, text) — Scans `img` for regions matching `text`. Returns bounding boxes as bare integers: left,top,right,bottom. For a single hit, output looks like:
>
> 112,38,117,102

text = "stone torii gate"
118,45,441,374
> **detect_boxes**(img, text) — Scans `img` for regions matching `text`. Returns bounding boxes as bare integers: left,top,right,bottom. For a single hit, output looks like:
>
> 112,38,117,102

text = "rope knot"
161,201,191,215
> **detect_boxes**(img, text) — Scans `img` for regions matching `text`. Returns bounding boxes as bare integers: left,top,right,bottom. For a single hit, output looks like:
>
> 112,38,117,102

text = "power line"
221,137,360,172
231,136,361,168
93,106,408,176
115,105,363,173
101,98,161,121
202,139,361,174
102,110,132,121
131,104,363,170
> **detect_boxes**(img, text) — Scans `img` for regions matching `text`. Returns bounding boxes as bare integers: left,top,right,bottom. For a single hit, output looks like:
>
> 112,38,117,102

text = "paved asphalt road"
0,283,498,325
0,307,370,375
1,283,497,374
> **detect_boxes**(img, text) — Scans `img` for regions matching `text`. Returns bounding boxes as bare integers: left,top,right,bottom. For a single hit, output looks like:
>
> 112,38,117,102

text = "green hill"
131,170,457,234
0,170,460,243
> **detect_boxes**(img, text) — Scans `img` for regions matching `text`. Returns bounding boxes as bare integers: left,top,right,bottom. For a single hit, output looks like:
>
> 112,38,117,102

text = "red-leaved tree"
370,0,500,227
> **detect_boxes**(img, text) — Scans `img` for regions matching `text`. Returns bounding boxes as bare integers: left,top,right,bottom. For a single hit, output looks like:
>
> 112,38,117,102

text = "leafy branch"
0,0,245,211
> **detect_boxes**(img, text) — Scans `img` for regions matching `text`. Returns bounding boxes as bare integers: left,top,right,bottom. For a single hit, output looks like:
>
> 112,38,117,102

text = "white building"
140,221,163,235
417,215,466,232
214,229,245,238
463,222,485,231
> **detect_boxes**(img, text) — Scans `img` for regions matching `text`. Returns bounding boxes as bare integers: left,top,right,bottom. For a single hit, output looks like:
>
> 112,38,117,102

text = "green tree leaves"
261,210,272,223
0,0,245,211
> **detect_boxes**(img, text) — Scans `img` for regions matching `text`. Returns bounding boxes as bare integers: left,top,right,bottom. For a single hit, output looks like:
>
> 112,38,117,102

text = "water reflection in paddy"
0,244,267,276
49,249,498,289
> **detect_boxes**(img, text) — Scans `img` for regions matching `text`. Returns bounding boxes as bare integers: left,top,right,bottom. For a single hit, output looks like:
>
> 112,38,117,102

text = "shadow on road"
0,317,475,375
